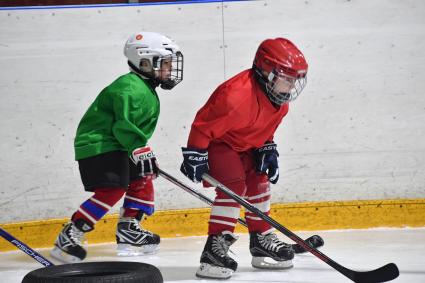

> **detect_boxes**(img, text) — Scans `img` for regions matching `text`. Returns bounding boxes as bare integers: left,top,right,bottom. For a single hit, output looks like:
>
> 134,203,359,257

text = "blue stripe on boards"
0,0,251,11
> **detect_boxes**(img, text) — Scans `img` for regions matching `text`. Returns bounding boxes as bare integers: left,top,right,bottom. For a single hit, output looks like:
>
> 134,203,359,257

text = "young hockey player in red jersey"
180,38,308,279
50,31,183,263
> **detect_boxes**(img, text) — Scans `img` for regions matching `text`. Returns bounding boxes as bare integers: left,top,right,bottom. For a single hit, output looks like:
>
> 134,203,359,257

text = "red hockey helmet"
253,38,308,105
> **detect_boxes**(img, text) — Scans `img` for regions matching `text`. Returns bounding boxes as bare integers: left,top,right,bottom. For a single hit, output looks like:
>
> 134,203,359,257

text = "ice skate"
196,231,238,279
250,231,294,269
50,218,92,263
116,215,160,256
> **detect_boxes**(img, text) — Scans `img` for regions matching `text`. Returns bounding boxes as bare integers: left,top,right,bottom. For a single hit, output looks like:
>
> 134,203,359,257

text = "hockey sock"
72,187,126,226
208,184,245,235
208,204,240,235
123,177,155,216
245,174,272,233
122,208,142,219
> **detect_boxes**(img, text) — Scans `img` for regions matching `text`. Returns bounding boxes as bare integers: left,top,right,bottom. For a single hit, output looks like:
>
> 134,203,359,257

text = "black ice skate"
250,231,294,269
196,231,238,279
50,218,93,263
116,213,160,256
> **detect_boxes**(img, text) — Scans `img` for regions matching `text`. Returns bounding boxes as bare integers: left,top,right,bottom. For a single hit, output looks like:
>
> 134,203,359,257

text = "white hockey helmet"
124,31,183,90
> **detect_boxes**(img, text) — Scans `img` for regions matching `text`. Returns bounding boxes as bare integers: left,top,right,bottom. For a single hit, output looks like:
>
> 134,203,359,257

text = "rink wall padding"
0,0,424,225
1,198,424,252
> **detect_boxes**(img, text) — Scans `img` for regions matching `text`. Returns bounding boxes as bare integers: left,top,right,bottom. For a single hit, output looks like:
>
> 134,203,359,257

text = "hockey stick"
158,168,323,253
202,173,399,283
158,168,244,224
0,227,54,267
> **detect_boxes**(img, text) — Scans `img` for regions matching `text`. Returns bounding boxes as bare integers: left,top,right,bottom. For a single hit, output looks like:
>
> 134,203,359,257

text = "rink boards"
1,198,424,252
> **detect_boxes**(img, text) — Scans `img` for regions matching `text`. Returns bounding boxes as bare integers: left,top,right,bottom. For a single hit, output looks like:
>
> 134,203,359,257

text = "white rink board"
0,0,424,222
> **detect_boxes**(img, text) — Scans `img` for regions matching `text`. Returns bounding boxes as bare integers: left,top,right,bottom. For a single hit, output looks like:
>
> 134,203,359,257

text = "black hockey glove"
131,146,159,179
180,147,209,183
254,141,279,184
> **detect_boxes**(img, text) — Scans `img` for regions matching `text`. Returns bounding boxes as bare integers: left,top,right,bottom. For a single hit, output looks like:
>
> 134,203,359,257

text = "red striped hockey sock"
72,187,125,227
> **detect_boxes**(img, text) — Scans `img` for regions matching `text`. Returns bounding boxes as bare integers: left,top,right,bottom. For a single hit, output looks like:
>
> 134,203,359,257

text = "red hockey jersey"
187,69,289,152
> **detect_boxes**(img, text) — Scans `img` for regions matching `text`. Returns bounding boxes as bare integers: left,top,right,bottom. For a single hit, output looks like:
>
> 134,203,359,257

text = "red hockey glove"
131,146,159,179
254,142,279,184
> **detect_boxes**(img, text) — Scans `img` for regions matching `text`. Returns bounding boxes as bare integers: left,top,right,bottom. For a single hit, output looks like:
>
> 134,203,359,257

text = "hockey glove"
180,147,209,183
254,141,279,184
131,146,159,179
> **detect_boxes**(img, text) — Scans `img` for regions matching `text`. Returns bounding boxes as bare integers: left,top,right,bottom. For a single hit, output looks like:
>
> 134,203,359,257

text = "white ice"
0,228,424,283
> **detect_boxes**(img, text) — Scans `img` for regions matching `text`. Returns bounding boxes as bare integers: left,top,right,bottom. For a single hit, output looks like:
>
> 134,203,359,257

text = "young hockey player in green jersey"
50,31,183,263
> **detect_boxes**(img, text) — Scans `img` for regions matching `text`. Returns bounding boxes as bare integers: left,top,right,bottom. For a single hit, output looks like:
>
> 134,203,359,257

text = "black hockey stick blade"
350,263,399,283
203,173,400,283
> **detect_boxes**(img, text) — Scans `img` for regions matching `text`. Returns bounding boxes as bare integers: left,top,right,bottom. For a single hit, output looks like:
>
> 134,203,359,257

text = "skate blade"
50,246,83,264
196,263,234,279
116,243,159,256
251,256,293,270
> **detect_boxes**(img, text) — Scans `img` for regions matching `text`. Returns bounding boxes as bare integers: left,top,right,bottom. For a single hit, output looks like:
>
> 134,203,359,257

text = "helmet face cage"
153,52,183,90
266,69,307,105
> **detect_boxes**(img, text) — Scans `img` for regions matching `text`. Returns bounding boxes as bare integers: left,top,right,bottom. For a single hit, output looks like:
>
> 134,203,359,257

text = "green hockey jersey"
74,72,160,160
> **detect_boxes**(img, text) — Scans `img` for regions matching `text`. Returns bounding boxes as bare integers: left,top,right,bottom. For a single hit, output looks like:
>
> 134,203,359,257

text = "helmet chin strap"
128,61,160,88
253,65,282,108
159,81,174,90
253,65,268,92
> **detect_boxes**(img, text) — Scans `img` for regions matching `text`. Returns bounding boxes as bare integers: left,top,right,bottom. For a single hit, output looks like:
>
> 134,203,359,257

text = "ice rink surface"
1,228,424,283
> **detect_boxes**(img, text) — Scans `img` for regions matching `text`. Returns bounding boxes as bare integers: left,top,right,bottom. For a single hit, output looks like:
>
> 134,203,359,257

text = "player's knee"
217,179,246,196
129,177,153,192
